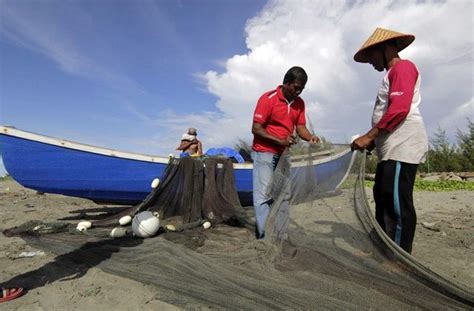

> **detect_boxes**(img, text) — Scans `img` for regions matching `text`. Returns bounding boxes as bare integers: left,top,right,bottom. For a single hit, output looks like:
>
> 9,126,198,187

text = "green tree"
364,152,378,174
456,118,474,171
425,126,462,172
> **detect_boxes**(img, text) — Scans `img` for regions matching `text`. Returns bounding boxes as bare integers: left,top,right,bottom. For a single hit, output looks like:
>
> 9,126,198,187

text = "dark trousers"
373,160,418,253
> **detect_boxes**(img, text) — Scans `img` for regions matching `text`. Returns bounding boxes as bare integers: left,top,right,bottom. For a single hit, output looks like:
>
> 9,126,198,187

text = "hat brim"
353,35,415,63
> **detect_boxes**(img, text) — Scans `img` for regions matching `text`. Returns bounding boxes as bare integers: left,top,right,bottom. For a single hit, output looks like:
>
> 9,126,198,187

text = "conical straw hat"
354,27,415,63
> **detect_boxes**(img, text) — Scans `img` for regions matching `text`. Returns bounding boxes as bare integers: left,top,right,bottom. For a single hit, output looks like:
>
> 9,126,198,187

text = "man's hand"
280,135,297,146
367,140,375,152
351,134,374,151
351,127,380,152
296,125,321,145
309,135,320,144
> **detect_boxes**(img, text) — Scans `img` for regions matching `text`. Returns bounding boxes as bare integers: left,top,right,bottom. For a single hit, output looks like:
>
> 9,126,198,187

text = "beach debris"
151,178,160,189
444,172,463,181
365,174,375,181
421,175,441,181
30,223,67,234
110,227,128,238
132,211,160,238
76,221,92,232
76,225,88,232
164,224,177,232
202,221,212,229
118,215,132,226
421,221,440,232
16,250,45,258
77,221,92,229
80,286,102,297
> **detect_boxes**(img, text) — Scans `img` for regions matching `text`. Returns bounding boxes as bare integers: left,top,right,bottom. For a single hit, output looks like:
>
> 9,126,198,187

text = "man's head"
354,27,414,70
187,128,197,136
282,66,307,102
365,41,399,72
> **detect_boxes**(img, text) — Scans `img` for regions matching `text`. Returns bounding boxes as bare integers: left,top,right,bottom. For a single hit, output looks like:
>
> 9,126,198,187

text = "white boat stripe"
0,126,350,169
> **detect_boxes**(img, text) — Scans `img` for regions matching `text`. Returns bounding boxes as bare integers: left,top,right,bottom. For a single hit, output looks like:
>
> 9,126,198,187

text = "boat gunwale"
0,126,351,169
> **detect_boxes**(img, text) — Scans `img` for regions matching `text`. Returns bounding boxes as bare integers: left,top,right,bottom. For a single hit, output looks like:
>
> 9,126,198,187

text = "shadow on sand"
2,236,143,292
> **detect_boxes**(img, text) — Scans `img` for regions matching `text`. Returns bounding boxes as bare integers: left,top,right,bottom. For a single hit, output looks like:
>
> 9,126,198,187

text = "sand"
365,188,474,289
0,178,472,309
0,180,178,310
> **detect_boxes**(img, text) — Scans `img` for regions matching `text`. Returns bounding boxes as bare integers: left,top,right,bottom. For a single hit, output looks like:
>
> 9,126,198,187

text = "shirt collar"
276,85,295,104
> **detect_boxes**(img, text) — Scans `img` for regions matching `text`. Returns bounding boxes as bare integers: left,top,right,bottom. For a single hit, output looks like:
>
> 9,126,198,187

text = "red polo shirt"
252,85,306,154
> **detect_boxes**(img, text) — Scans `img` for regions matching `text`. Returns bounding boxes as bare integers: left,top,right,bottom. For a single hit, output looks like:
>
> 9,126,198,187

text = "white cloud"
189,0,473,150
438,97,474,137
1,0,472,155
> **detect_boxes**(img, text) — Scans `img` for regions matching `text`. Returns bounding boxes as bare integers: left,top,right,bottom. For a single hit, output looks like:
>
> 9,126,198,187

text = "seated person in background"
176,128,203,157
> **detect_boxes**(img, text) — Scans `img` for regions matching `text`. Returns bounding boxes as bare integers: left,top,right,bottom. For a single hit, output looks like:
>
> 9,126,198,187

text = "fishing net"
2,146,473,309
90,156,248,230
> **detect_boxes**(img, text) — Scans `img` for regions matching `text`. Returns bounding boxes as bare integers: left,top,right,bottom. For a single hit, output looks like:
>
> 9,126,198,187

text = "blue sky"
1,0,266,153
0,0,473,175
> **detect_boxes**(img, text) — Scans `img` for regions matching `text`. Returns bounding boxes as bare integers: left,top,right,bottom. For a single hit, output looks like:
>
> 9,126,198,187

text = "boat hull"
0,127,352,206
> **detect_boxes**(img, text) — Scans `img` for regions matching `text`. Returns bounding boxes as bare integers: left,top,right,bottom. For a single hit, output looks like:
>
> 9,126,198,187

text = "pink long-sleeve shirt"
371,60,428,164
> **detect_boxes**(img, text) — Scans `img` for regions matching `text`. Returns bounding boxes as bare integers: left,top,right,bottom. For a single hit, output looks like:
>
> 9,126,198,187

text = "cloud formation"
0,0,472,155
200,0,473,148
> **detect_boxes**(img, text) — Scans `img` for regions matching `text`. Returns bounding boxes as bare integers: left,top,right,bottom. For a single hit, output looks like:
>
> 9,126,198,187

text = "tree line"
233,119,473,173
366,119,474,173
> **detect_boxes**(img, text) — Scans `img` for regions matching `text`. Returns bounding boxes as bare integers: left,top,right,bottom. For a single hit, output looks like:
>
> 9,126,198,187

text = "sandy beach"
0,179,178,310
0,178,472,309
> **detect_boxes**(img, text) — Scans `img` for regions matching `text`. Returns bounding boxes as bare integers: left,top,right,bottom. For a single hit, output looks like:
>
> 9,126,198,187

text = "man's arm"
197,141,203,155
351,61,417,152
375,61,417,132
252,122,295,146
296,125,320,144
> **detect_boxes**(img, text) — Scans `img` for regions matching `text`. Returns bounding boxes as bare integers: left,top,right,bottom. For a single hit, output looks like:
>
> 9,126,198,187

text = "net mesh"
90,156,249,230
2,147,473,309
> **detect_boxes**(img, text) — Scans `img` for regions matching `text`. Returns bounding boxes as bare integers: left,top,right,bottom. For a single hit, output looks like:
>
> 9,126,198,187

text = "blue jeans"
252,151,290,240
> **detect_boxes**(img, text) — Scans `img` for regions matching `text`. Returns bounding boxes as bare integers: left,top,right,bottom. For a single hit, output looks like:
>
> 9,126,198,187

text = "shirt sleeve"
253,94,272,125
375,60,419,132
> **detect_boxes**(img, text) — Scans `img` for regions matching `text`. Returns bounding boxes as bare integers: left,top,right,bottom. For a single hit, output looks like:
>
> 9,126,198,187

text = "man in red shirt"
252,66,319,244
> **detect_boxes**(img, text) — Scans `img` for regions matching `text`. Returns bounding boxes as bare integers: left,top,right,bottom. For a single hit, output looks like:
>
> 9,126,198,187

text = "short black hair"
283,66,308,84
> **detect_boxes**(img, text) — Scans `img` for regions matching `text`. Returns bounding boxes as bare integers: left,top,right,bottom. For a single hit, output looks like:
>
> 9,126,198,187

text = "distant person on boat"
251,66,320,253
176,128,203,157
351,28,428,254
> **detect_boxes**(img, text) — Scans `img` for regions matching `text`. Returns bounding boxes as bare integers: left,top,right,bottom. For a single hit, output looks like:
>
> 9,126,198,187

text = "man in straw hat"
351,28,428,254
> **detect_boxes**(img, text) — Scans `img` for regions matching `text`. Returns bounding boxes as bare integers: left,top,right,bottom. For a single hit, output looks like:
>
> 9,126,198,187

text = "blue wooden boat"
0,126,354,206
